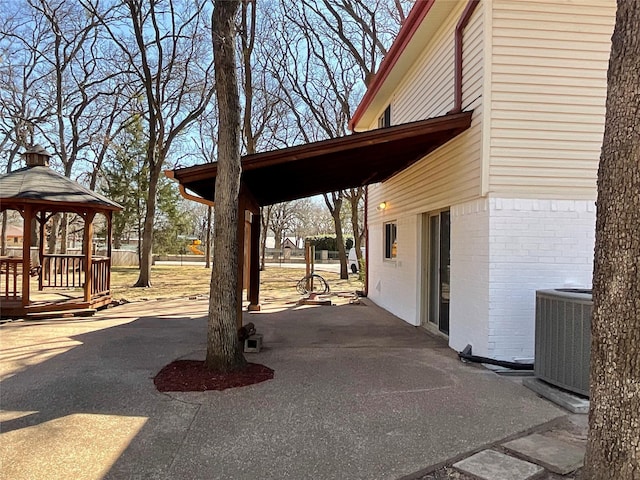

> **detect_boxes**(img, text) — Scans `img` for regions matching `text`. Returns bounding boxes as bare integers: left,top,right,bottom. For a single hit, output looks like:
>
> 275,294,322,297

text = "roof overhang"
349,0,459,131
168,111,472,207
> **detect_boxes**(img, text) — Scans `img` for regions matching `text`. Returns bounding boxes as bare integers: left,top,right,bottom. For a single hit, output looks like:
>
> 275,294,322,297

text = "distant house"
264,237,303,250
281,238,297,250
350,0,615,360
5,224,23,246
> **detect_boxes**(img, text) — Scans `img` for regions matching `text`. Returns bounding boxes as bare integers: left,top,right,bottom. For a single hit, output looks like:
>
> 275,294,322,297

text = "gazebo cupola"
24,144,51,167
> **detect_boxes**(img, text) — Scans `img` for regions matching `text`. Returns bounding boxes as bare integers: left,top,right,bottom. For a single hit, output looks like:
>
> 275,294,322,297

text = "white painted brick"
367,196,595,362
484,198,595,359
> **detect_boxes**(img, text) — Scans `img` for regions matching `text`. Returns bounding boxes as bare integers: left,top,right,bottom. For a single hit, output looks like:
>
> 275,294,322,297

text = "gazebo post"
37,211,46,291
106,211,113,293
83,211,96,303
248,211,261,311
21,205,33,308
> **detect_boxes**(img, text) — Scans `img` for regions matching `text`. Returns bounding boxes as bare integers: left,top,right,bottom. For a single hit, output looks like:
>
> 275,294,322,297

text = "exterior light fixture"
377,201,387,211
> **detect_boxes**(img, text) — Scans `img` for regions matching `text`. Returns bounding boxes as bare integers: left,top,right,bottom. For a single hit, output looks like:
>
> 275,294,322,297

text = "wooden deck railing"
0,258,22,298
41,254,85,289
91,257,110,296
1,255,112,301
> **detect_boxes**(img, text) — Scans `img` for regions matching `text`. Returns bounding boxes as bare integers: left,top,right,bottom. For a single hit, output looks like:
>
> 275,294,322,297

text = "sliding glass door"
423,211,450,334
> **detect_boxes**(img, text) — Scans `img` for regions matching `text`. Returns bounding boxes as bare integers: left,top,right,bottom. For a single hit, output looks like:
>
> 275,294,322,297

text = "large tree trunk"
59,213,68,254
348,187,365,265
259,205,272,270
205,205,212,268
134,167,159,287
47,214,60,254
324,192,348,279
1,212,7,256
206,0,246,372
583,2,640,479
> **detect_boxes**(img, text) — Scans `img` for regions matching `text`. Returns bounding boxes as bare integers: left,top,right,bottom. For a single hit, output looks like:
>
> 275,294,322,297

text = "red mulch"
154,360,274,392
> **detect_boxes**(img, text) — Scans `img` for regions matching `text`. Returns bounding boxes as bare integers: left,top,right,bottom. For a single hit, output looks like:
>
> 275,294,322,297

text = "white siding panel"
489,0,615,198
461,4,484,110
367,116,483,226
365,2,485,226
392,3,461,122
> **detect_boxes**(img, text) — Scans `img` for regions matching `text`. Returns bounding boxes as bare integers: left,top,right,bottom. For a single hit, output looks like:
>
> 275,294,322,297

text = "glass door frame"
421,209,451,335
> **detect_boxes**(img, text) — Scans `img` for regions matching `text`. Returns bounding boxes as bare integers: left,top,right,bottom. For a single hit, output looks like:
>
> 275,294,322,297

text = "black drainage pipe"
458,344,534,371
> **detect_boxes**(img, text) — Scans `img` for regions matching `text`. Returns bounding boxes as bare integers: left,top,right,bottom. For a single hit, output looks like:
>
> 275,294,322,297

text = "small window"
378,105,391,128
384,222,397,259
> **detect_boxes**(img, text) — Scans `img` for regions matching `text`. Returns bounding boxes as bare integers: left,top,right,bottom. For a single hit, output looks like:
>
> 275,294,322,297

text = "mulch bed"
154,360,274,392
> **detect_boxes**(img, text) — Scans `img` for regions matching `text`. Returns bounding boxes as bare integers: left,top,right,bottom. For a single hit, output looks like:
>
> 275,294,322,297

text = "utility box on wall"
535,289,593,397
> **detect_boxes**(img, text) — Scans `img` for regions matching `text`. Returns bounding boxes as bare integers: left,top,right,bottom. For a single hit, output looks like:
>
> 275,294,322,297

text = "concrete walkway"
0,298,565,480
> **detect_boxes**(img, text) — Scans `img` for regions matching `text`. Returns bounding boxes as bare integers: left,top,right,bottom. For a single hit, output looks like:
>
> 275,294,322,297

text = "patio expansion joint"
166,403,203,473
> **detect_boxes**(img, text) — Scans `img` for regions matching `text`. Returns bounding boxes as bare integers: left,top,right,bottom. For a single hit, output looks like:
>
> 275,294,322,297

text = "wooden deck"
0,256,113,318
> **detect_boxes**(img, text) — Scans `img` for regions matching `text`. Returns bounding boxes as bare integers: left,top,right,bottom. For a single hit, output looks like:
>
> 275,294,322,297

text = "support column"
21,206,33,308
236,197,246,329
38,212,46,292
248,211,261,311
83,211,96,303
106,211,113,293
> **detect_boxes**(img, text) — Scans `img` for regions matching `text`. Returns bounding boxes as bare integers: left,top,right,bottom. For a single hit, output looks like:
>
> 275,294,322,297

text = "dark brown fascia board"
241,111,473,170
170,112,473,186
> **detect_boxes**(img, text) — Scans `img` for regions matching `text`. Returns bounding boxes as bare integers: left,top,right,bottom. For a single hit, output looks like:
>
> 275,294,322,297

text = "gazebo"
0,146,122,318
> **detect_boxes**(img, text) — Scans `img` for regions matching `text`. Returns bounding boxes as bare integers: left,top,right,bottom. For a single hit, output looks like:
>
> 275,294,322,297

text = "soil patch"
154,360,274,392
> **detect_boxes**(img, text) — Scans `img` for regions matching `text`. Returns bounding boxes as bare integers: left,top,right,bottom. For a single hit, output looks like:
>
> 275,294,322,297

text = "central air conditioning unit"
534,289,592,397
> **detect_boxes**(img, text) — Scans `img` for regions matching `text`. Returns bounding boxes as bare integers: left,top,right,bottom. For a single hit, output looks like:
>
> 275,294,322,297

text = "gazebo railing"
0,258,22,298
41,254,84,289
91,257,110,296
1,255,112,301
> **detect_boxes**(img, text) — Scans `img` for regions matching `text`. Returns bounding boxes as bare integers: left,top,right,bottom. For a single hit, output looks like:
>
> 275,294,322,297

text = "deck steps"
26,308,97,320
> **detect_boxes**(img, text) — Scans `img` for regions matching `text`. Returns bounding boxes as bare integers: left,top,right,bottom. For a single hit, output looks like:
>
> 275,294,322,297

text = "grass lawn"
110,265,364,305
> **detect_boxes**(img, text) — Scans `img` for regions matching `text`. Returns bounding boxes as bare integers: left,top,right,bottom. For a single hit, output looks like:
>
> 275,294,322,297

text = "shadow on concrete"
0,298,565,480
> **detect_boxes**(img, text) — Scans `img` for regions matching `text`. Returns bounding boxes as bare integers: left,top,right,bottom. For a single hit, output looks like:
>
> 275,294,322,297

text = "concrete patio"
0,297,565,479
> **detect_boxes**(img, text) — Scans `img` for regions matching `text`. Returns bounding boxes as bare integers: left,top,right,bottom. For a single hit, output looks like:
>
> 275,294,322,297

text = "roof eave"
349,0,437,131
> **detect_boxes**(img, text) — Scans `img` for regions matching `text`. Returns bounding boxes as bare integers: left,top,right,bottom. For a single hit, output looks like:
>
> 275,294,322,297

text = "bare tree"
87,0,217,287
0,2,54,254
23,0,133,254
345,186,365,265
193,110,219,268
206,0,246,372
259,205,272,270
322,192,348,278
268,201,298,251
584,1,640,478
264,1,407,278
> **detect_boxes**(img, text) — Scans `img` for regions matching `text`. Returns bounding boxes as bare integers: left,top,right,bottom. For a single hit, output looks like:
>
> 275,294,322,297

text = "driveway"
0,298,564,479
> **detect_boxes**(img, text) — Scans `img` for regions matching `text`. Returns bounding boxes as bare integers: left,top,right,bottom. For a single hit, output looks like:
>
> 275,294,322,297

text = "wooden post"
248,211,261,311
106,211,113,293
305,240,311,292
38,212,46,291
21,206,32,308
236,197,246,328
83,211,96,303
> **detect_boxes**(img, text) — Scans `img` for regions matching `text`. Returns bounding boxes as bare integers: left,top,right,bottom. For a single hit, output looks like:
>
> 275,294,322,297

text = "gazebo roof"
0,165,122,213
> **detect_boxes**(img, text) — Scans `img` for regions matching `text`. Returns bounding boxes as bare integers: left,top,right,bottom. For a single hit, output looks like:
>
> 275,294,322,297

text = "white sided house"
350,0,615,361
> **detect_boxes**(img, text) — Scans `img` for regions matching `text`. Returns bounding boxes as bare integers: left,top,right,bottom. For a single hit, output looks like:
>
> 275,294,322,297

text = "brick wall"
450,199,491,354
486,198,596,360
367,197,596,362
